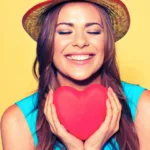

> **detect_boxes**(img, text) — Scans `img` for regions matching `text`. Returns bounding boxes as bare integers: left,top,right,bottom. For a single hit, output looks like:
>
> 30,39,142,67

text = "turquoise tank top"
15,81,146,150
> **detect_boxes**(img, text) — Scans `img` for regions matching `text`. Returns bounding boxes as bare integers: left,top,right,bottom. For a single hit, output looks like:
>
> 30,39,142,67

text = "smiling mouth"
66,54,95,61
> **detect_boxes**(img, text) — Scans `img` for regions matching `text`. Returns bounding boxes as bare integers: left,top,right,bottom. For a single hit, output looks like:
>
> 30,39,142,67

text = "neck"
57,71,101,91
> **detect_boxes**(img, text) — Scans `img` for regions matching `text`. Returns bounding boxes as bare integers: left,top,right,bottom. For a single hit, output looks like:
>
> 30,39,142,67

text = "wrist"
68,148,84,150
85,148,101,150
67,145,84,150
84,145,102,150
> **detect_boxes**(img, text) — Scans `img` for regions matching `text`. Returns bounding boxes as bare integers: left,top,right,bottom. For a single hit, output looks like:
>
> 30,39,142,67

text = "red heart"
53,84,108,140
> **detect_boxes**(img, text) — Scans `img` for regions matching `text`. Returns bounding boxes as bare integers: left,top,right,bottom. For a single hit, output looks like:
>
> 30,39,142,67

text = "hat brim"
22,0,130,41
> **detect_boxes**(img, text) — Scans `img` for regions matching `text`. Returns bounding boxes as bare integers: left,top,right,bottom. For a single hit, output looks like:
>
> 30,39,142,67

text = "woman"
1,0,150,150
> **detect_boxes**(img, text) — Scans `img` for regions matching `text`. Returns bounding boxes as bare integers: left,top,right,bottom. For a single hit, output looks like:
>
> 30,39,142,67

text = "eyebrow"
56,22,103,28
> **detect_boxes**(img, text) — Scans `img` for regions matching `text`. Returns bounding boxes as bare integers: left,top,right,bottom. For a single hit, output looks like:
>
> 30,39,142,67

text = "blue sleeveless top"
15,81,146,150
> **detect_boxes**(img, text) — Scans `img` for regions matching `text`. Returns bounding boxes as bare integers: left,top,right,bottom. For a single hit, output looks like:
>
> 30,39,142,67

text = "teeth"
67,55,92,60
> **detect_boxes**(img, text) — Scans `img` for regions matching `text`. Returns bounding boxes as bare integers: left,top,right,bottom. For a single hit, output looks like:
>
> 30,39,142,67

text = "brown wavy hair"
33,1,140,150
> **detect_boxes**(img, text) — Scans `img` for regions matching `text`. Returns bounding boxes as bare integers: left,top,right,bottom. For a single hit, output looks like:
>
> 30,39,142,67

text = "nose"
72,32,89,48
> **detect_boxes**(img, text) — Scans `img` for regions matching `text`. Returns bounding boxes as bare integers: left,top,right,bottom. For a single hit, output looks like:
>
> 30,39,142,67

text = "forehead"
57,2,102,23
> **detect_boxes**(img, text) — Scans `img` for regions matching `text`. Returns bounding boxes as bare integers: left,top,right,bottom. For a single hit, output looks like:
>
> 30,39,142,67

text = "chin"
72,77,89,81
68,73,92,81
67,68,101,83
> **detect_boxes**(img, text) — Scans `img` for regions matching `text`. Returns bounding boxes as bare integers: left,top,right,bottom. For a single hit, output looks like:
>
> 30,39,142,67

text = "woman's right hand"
44,89,84,150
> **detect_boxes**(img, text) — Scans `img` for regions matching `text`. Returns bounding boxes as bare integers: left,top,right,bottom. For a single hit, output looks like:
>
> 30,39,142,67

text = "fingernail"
109,87,113,93
107,87,111,93
49,89,53,94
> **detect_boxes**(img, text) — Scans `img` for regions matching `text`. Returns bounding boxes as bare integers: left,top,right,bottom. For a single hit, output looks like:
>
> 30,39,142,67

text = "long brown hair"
33,1,140,150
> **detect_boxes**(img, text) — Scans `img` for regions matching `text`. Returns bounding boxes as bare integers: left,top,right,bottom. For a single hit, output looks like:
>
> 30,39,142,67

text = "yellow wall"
0,0,150,149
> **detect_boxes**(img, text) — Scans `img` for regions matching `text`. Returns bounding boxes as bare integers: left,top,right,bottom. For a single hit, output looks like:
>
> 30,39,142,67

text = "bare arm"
134,90,150,150
1,104,35,150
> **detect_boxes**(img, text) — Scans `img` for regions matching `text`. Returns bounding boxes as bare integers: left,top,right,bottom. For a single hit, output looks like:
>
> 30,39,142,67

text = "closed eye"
58,31,72,35
87,31,101,34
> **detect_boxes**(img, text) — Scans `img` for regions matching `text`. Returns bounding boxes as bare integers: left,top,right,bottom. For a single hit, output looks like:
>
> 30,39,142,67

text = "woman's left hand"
84,87,122,150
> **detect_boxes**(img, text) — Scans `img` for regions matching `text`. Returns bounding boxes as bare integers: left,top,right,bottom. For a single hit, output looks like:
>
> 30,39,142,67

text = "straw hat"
22,0,130,41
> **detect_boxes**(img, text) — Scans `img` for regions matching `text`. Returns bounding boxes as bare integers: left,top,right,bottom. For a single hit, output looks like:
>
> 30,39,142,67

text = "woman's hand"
44,89,84,150
84,87,122,150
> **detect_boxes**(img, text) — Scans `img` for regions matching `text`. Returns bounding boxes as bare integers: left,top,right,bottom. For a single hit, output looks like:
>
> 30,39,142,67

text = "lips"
65,52,95,60
66,54,94,61
65,54,95,65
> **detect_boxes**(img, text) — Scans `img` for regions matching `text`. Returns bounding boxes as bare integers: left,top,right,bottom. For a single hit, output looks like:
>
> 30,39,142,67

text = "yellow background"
0,0,150,149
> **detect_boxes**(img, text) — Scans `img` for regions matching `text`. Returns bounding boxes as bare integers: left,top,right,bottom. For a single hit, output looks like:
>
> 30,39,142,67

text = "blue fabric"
15,81,146,149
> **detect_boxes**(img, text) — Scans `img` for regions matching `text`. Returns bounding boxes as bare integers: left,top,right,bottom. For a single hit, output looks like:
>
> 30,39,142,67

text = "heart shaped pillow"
53,84,108,140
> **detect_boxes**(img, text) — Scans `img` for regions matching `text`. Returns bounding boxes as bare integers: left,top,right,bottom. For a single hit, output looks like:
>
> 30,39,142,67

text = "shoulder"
134,90,150,149
1,104,35,149
136,90,150,111
135,89,150,119
1,104,25,132
1,104,23,122
121,81,146,102
121,81,145,97
15,92,38,113
121,81,146,120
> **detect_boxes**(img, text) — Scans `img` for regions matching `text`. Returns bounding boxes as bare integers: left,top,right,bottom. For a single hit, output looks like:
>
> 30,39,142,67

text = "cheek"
88,34,105,52
53,36,70,68
89,35,105,66
54,35,71,52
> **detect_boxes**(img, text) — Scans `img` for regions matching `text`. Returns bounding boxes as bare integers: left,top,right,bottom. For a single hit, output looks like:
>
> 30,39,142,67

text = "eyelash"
88,32,101,34
58,32,72,35
58,31,101,35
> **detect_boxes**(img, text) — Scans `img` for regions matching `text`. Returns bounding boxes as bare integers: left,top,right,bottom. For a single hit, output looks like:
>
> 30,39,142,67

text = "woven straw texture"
23,0,130,41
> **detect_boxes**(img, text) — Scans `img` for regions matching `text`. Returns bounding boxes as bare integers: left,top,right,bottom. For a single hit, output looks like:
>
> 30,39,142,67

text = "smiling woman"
53,3,105,82
1,0,150,150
